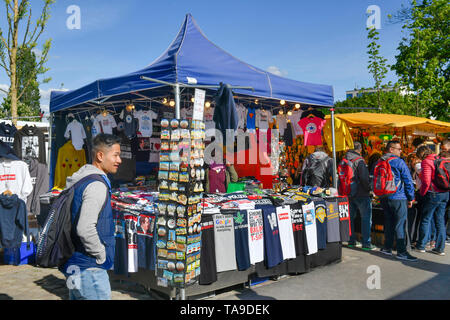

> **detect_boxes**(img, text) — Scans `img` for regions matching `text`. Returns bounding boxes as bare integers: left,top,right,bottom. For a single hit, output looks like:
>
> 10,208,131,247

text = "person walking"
60,133,122,300
378,141,417,261
414,145,449,256
344,142,375,251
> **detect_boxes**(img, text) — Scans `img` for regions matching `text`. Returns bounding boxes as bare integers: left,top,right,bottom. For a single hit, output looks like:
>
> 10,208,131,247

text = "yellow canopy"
325,112,450,134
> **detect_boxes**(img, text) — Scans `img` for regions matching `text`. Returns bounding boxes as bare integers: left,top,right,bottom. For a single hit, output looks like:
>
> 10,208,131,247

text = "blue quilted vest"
61,174,115,273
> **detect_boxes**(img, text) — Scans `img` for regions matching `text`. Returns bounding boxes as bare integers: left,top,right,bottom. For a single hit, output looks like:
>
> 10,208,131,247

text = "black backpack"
36,174,107,268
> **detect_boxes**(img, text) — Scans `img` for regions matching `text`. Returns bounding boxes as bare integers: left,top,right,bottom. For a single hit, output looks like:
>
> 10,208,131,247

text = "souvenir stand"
323,112,450,247
48,14,343,300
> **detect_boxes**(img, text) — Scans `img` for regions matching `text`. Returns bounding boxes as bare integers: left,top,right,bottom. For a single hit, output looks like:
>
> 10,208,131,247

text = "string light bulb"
205,101,211,108
279,110,284,115
191,97,195,103
255,99,259,105
295,103,300,109
169,100,175,107
280,100,286,105
162,98,168,104
287,110,293,116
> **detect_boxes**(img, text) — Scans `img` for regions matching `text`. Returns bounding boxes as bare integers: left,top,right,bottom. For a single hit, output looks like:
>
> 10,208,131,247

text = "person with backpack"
60,133,122,300
414,145,449,256
375,140,417,261
338,142,374,250
301,146,333,188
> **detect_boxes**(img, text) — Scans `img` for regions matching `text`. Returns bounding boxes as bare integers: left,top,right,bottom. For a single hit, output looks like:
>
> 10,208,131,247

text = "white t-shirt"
135,110,158,138
247,209,264,264
257,109,270,130
148,137,161,163
214,214,237,273
0,159,33,202
302,202,318,255
64,120,87,150
236,104,247,130
181,107,193,120
96,114,117,135
276,114,287,136
91,116,102,138
276,205,296,260
288,110,303,136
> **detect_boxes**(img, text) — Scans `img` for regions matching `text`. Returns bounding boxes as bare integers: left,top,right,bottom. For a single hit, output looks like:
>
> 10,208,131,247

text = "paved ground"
0,246,449,300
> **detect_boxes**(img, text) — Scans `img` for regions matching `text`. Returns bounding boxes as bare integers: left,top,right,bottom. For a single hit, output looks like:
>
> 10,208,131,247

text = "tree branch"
0,87,8,95
22,7,32,47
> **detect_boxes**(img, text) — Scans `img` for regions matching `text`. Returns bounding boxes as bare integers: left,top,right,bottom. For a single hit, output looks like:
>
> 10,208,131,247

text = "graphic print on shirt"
326,200,341,243
247,209,264,264
276,206,296,260
290,202,307,255
137,214,156,238
21,136,40,160
338,198,351,242
213,214,237,273
302,202,318,255
125,214,138,273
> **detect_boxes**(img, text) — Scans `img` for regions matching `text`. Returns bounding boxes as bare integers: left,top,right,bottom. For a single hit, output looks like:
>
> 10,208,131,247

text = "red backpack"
337,156,363,196
433,157,450,190
373,156,400,197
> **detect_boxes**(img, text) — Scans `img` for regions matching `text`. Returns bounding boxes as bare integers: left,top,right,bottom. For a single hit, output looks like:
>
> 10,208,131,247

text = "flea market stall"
47,14,345,299
323,112,450,247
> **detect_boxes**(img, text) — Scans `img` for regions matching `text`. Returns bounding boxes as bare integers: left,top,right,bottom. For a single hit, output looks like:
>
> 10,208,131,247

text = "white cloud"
267,66,288,77
39,87,69,101
0,83,9,96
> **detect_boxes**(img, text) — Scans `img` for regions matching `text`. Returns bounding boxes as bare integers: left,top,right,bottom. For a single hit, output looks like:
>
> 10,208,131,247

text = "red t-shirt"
298,116,326,146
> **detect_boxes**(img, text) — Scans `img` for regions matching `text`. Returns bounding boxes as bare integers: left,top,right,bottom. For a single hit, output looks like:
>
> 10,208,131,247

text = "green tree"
0,0,54,124
389,0,449,121
367,27,389,110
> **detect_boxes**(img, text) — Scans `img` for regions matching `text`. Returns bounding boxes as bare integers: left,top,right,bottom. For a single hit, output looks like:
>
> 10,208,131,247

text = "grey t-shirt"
213,214,237,273
326,200,341,243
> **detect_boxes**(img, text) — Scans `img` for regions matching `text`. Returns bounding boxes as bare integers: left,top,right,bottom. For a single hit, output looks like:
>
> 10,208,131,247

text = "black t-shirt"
233,210,251,271
0,123,17,149
289,202,307,256
337,197,351,242
199,214,217,285
13,125,46,164
113,134,137,182
313,198,328,250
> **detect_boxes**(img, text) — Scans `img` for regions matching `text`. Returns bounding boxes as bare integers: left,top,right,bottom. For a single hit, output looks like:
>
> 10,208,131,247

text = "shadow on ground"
0,294,13,300
34,275,68,300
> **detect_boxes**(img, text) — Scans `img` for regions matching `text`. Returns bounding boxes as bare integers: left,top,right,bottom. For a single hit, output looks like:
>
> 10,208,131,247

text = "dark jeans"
349,197,372,246
417,192,449,253
380,198,408,254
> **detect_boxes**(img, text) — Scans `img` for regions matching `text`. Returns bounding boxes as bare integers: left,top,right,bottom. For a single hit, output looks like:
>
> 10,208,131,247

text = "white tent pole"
331,107,337,189
174,83,181,120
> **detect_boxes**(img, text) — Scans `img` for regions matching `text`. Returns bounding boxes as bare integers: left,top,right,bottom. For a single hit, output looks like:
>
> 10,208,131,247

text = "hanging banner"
193,89,206,121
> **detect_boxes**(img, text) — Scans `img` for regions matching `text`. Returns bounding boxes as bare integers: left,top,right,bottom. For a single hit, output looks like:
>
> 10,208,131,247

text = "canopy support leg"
331,108,337,189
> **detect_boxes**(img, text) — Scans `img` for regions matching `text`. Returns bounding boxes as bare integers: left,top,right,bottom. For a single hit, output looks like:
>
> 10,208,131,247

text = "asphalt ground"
0,245,448,300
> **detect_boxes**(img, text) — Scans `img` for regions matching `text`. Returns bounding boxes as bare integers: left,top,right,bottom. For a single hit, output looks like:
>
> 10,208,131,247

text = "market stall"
46,14,342,299
323,112,450,247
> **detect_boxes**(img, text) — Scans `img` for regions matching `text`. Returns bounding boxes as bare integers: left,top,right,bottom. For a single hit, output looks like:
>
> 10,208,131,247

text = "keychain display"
157,118,205,289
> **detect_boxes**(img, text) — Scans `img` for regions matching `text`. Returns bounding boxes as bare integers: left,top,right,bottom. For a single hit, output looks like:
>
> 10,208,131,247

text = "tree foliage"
367,27,389,110
390,0,449,121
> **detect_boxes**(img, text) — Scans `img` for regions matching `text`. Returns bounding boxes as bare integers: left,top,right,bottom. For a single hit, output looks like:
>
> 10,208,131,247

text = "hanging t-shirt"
257,109,270,130
120,109,139,139
326,200,340,243
289,202,307,256
96,114,117,135
0,123,17,149
113,209,128,275
213,214,237,273
233,211,251,271
113,135,136,182
124,214,139,273
298,116,326,146
0,159,33,202
236,104,247,130
302,202,318,255
247,209,264,265
288,110,303,136
199,214,217,285
181,106,193,120
148,137,161,163
256,204,283,269
13,125,46,164
337,197,351,242
137,213,156,270
283,122,294,146
313,199,328,250
53,141,87,190
276,205,296,260
64,120,87,151
135,110,158,138
246,107,257,131
90,116,102,137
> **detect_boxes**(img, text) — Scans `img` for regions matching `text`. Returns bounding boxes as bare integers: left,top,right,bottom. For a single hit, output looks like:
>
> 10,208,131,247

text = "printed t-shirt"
276,114,287,136
298,116,326,146
236,104,247,130
13,125,46,164
64,120,87,151
0,159,33,202
199,214,217,285
113,209,128,275
233,211,251,271
289,202,307,256
337,197,351,242
124,214,139,273
96,114,117,135
326,200,340,242
135,110,158,138
246,107,257,131
137,213,156,270
302,201,318,255
213,214,237,273
148,137,161,163
0,123,17,149
120,109,139,138
276,205,296,260
313,198,328,250
247,208,264,265
257,109,270,130
256,203,283,269
288,110,303,136
91,116,102,137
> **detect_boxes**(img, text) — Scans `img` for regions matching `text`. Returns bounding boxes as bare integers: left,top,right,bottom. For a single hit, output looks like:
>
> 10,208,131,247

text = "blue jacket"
0,194,28,248
385,154,415,201
213,83,239,141
61,175,115,273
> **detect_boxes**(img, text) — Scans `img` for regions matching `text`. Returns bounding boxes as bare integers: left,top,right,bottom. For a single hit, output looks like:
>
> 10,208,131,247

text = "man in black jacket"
345,142,375,250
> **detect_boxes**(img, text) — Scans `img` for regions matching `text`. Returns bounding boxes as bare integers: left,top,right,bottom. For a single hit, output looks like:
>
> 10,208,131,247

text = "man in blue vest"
61,133,122,300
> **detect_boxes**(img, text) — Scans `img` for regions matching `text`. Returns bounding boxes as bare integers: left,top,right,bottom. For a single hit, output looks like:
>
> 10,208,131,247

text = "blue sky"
0,0,411,116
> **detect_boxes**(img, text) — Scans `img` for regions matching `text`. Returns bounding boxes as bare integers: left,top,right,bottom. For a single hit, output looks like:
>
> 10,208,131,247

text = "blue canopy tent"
49,13,336,190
